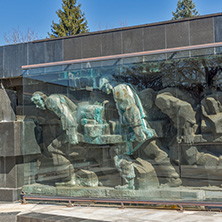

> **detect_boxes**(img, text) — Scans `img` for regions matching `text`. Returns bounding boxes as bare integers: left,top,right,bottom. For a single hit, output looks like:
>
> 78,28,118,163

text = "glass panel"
21,46,222,203
22,65,69,190
191,47,215,57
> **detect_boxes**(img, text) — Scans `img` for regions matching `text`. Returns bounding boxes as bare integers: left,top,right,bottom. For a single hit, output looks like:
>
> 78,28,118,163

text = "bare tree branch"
4,26,38,44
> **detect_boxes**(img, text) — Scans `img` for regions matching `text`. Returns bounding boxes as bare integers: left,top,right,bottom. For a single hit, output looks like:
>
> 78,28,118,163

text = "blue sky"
0,0,221,46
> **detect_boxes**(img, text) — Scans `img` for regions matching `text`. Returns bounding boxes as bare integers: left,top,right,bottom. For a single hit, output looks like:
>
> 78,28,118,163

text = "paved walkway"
1,202,222,221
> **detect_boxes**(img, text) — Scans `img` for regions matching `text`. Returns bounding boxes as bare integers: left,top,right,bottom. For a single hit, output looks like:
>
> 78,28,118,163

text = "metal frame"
22,195,222,211
22,42,222,70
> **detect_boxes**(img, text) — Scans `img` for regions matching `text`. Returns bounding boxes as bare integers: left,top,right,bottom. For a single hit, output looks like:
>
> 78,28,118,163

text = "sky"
0,0,222,46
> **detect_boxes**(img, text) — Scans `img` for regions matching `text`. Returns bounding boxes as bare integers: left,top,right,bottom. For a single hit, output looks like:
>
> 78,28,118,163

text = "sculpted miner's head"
31,91,48,110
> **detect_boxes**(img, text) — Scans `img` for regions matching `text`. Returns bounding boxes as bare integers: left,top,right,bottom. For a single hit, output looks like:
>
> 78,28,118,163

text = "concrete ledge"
22,183,222,202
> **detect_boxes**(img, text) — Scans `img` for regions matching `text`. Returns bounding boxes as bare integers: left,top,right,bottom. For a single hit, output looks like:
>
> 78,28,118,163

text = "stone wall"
0,13,222,78
0,83,41,201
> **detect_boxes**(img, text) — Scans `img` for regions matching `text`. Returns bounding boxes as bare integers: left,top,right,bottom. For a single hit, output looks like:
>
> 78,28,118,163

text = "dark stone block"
3,43,27,77
214,16,222,42
166,21,189,48
64,37,82,60
0,212,19,222
0,46,3,78
101,31,122,56
81,34,102,58
45,40,63,63
16,215,31,222
0,157,24,188
20,120,41,156
144,25,166,51
0,121,41,157
0,122,15,156
190,17,214,45
16,216,30,222
0,158,4,187
122,28,143,53
0,188,21,201
16,160,25,187
0,89,16,121
6,89,17,113
14,121,23,156
5,157,17,188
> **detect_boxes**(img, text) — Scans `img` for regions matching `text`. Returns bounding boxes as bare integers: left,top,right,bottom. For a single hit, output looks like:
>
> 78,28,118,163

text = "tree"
172,0,199,20
4,27,38,44
48,0,88,38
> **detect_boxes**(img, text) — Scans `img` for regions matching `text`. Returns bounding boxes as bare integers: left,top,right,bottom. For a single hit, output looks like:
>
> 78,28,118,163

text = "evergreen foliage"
172,0,199,20
48,0,88,38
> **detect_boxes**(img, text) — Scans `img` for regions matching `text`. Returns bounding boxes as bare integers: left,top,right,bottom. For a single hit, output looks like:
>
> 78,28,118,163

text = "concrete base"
22,183,222,202
17,212,104,222
0,202,220,222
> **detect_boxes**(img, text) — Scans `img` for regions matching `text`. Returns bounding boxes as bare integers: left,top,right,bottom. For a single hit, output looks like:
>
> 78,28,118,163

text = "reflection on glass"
22,48,222,202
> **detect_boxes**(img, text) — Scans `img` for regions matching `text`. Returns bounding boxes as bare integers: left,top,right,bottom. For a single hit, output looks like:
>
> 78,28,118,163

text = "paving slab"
0,202,222,222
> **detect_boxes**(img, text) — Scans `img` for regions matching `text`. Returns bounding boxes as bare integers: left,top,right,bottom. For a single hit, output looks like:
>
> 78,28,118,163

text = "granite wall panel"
3,43,27,77
45,39,63,63
101,31,122,56
144,25,166,51
214,16,222,42
166,21,189,48
28,41,45,65
190,17,214,45
64,37,82,60
122,28,143,53
81,34,102,58
0,14,221,78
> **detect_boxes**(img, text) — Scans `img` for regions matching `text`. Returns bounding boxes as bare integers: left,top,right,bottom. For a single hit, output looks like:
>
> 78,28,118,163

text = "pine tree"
48,0,88,38
172,0,199,20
